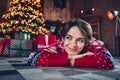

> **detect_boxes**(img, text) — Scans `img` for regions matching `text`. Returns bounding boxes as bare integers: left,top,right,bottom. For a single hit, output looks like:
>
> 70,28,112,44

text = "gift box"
0,38,3,41
32,38,38,51
0,37,10,57
37,34,57,50
9,39,32,57
0,38,3,51
14,32,31,40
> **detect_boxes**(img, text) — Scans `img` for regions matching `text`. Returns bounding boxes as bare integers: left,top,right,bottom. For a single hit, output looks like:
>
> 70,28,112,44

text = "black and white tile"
0,57,120,80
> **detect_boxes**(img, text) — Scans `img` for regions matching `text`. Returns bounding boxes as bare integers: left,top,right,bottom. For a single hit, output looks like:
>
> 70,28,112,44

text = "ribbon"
27,32,30,40
37,43,57,50
45,34,48,46
24,32,30,40
17,32,31,40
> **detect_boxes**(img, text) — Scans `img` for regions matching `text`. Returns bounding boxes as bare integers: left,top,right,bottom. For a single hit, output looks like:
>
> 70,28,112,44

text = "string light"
0,0,49,34
80,10,84,15
92,8,95,13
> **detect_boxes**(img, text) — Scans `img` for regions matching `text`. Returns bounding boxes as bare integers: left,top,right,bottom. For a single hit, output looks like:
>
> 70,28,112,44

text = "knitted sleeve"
35,51,69,66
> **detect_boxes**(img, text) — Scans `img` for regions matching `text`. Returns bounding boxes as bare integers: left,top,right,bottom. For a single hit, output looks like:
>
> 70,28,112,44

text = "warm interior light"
107,11,114,20
107,10,119,20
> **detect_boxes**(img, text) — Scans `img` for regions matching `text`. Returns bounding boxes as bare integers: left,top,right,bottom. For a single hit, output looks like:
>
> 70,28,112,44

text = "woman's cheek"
63,43,71,54
77,43,85,52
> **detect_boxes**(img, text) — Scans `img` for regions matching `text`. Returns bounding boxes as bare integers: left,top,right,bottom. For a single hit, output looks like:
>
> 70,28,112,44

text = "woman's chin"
67,52,78,56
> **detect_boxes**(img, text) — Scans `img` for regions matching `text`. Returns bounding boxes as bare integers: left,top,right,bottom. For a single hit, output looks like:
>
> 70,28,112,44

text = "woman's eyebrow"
66,34,85,39
65,34,72,37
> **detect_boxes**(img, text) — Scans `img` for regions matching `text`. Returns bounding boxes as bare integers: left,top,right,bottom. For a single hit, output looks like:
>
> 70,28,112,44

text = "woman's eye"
65,36,72,40
77,38,85,43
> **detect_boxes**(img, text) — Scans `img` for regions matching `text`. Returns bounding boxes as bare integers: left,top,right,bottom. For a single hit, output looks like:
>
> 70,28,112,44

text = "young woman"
28,18,114,69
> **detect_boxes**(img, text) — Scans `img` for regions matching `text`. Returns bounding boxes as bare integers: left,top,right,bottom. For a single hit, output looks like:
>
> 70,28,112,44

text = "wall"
44,0,72,23
0,0,120,56
0,0,10,22
71,0,120,56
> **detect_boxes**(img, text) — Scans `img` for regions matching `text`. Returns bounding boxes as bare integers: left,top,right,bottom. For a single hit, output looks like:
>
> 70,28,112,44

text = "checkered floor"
0,57,120,80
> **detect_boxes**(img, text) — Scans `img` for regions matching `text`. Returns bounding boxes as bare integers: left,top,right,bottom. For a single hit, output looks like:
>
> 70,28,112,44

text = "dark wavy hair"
61,18,93,46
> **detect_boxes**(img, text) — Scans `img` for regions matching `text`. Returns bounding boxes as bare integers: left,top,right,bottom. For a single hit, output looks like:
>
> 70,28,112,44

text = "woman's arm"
36,51,69,66
44,46,58,53
68,52,94,66
69,52,94,60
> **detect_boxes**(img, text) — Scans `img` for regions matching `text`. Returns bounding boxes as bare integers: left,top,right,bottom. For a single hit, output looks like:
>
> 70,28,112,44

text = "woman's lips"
68,47,77,52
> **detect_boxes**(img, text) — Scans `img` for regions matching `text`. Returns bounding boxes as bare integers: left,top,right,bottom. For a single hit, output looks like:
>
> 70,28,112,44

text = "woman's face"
62,26,85,56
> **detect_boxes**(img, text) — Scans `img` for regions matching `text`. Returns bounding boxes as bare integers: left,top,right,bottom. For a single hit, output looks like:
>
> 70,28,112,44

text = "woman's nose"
70,40,77,47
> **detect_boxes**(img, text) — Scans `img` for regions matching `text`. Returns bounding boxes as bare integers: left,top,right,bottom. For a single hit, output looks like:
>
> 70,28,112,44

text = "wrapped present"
0,40,3,55
0,36,10,57
32,38,38,51
0,38,3,41
37,34,57,50
9,39,32,57
15,32,31,40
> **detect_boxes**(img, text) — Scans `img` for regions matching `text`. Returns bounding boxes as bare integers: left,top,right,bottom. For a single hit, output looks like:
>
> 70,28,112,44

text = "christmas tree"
0,0,49,35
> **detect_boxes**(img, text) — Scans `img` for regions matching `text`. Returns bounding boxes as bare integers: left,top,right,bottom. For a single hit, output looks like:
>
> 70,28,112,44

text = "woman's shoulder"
85,38,108,52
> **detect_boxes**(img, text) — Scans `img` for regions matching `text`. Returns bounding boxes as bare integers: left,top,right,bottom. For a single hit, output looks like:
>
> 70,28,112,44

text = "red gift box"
37,34,57,50
0,41,3,54
0,36,10,56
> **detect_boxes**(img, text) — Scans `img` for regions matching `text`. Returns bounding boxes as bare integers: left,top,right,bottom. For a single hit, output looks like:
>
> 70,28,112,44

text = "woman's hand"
44,46,58,53
68,52,94,66
69,52,94,60
84,52,94,56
